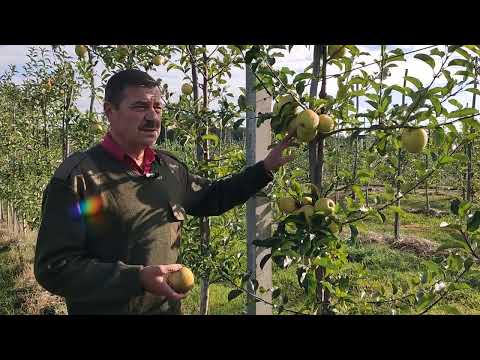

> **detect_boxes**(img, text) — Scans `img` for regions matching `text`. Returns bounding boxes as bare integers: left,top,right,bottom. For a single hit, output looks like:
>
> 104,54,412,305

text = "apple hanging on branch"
152,55,166,66
277,197,299,214
327,45,346,60
401,128,428,153
181,83,193,96
75,45,88,58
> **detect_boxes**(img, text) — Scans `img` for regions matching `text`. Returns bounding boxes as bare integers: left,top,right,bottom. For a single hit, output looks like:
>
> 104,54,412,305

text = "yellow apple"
294,205,315,223
314,198,336,215
296,126,317,143
317,114,335,134
152,55,165,66
286,106,304,134
328,222,340,234
302,196,313,205
401,128,428,153
91,123,104,133
296,109,319,129
75,45,87,58
167,267,195,294
328,45,346,59
277,197,298,213
181,83,193,96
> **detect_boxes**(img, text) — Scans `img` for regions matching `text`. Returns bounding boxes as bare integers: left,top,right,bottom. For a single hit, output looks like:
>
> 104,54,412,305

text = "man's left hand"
263,132,297,172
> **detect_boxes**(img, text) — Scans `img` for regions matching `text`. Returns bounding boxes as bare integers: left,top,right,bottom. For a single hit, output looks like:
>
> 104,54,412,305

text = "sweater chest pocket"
168,201,185,249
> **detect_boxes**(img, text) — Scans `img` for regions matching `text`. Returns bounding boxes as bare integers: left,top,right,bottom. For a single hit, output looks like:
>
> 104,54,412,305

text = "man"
34,69,295,315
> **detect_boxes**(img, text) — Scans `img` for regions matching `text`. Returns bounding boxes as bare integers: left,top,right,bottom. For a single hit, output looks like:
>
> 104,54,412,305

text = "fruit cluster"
271,94,335,143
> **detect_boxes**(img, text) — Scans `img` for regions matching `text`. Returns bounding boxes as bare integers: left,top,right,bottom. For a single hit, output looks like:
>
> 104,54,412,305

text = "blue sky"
0,45,476,118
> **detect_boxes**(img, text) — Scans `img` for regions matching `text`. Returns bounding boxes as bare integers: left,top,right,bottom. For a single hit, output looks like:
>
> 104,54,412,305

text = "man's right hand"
139,264,187,300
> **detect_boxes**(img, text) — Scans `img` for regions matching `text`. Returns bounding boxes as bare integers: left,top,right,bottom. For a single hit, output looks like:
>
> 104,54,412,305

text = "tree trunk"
394,148,402,241
0,199,3,222
190,44,211,315
394,70,408,241
352,84,360,200
425,152,430,211
308,45,321,190
467,70,477,202
7,202,11,231
314,45,331,315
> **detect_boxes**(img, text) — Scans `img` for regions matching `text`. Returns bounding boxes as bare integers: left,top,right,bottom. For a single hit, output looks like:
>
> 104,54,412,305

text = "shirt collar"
100,132,157,165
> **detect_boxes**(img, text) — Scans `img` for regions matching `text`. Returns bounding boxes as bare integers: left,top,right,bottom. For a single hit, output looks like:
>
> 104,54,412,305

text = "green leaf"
437,239,469,252
432,128,445,147
349,77,366,86
448,108,478,119
467,211,480,232
455,70,473,78
448,45,463,53
405,76,423,90
417,293,435,312
466,87,480,96
464,117,480,131
447,254,464,273
448,99,463,110
228,289,243,301
378,211,386,223
414,54,435,69
352,185,365,204
388,84,409,96
285,222,297,235
438,155,456,165
429,96,442,115
430,48,445,58
293,72,313,83
390,206,406,216
458,201,472,218
201,134,220,146
448,59,470,68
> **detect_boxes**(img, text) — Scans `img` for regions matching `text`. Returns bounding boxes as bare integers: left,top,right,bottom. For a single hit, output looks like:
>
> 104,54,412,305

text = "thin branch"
460,230,480,260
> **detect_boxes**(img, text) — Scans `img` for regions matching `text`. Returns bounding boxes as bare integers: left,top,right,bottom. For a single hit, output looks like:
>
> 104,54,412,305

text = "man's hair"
104,69,159,108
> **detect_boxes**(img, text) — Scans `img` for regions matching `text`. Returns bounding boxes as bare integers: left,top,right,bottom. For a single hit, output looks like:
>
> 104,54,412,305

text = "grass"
0,224,67,315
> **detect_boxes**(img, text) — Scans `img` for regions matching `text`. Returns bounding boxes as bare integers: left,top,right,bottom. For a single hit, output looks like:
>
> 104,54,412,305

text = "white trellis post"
246,65,273,315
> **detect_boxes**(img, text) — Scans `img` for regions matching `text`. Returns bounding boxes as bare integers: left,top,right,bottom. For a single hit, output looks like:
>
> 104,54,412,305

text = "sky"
0,45,477,120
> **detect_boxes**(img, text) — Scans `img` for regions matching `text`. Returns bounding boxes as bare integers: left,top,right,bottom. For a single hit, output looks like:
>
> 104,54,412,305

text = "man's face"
104,86,163,151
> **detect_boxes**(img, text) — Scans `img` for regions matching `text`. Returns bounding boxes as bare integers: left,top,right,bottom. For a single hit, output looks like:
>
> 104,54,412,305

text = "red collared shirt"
100,133,156,176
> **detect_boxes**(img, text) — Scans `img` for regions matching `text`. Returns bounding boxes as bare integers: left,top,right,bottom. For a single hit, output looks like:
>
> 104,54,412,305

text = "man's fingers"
279,135,296,150
160,263,183,274
280,155,295,165
161,281,187,300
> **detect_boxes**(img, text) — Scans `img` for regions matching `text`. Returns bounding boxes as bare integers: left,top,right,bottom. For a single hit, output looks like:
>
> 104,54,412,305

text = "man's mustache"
140,119,160,130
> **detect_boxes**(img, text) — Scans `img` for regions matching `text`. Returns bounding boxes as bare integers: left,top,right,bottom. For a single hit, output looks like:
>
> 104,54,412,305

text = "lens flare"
70,195,103,219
